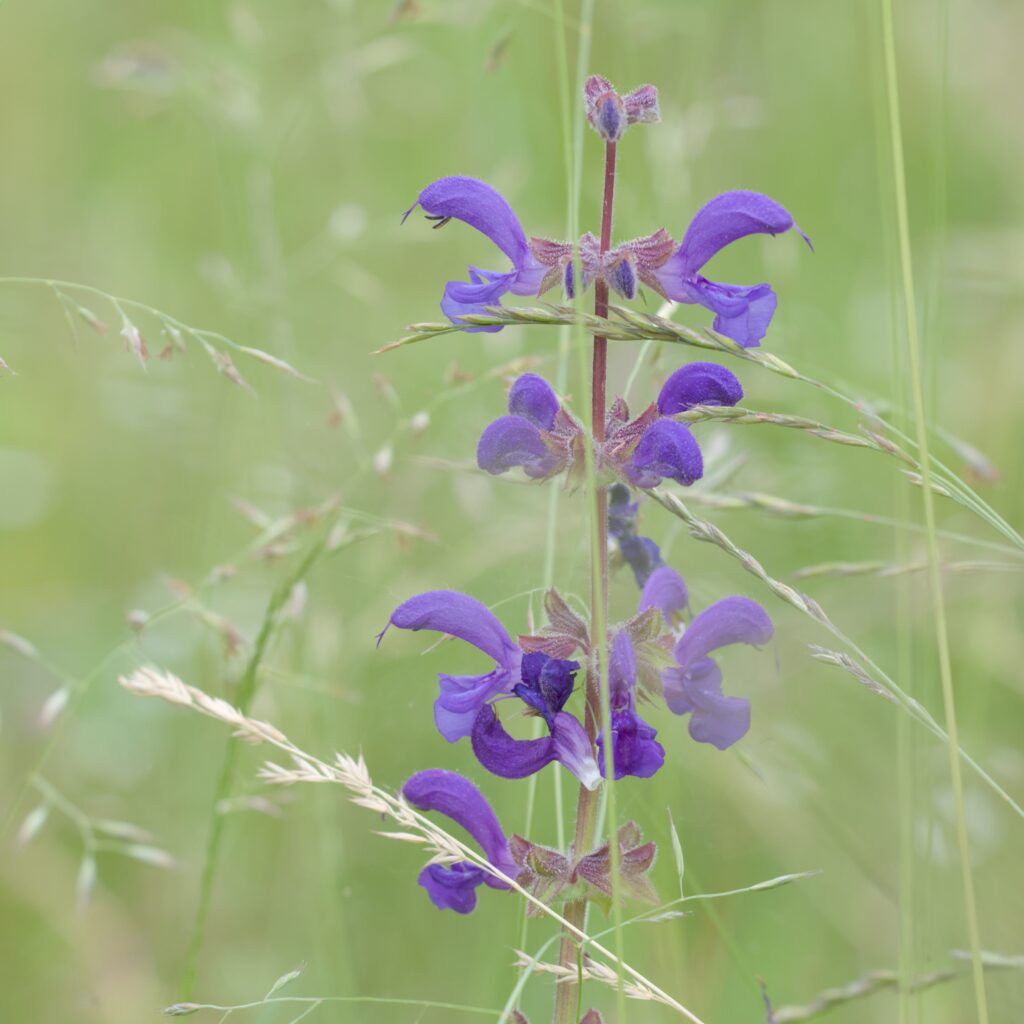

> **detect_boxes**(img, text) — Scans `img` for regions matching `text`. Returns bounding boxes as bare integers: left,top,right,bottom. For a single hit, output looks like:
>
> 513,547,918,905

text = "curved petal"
388,590,518,665
627,419,704,487
688,279,778,349
441,268,516,334
403,769,516,883
550,712,602,790
598,708,665,780
471,706,600,790
417,862,487,913
671,596,773,676
477,415,558,478
674,190,801,277
415,176,530,269
639,565,689,624
657,362,743,415
507,373,559,430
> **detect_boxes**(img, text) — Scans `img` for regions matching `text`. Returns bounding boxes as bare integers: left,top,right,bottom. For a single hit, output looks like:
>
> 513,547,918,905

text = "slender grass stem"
879,4,988,1021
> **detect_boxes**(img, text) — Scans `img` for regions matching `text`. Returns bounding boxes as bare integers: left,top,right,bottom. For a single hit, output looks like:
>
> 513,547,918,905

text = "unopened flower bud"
584,75,660,141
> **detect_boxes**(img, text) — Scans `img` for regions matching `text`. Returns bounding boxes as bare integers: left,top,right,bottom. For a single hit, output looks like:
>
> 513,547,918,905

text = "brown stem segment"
552,139,617,1024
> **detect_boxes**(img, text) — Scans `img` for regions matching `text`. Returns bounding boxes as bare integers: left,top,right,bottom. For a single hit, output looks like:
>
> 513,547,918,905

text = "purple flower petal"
671,596,773,676
598,707,666,780
512,651,579,729
687,278,778,349
388,590,517,665
441,268,516,334
608,629,637,699
639,566,689,624
673,190,803,278
627,419,703,487
414,176,531,270
435,670,509,742
477,415,558,478
386,591,521,741
663,658,750,750
618,535,664,588
417,862,487,913
507,374,559,430
471,706,600,790
657,362,743,415
403,769,516,884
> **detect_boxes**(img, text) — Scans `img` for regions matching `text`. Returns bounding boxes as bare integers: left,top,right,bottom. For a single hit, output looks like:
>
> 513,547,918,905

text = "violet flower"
383,590,600,790
626,361,743,488
477,373,581,480
662,592,774,750
597,630,665,780
608,484,664,587
647,191,812,348
402,769,517,914
402,176,546,333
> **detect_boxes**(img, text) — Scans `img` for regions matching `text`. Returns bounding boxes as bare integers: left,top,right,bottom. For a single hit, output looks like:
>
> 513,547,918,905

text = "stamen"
425,214,452,229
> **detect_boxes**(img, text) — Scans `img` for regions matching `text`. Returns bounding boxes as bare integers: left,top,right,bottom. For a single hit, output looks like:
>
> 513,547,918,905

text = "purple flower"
402,769,517,914
477,374,581,480
649,191,812,348
597,630,666,781
384,590,600,788
662,595,774,749
608,484,664,587
402,176,546,332
626,362,743,487
639,564,689,625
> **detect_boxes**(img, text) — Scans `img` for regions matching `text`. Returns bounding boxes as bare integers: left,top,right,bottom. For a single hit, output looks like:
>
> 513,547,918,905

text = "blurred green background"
1,1,1022,1022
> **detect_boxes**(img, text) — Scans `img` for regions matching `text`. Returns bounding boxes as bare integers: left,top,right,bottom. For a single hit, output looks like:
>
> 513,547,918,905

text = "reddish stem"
552,138,618,1024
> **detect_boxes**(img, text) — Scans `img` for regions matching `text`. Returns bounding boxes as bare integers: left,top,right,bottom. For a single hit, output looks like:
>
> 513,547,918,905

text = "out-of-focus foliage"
1,1,1022,1022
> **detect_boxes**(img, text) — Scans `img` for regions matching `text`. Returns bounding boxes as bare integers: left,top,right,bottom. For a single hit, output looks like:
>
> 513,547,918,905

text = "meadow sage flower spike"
402,769,517,914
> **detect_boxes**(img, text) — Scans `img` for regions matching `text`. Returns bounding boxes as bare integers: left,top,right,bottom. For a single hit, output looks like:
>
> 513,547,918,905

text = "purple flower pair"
403,175,809,347
382,591,601,791
477,361,742,490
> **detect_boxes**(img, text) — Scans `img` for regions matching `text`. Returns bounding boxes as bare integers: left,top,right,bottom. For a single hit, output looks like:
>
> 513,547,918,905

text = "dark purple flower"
625,361,743,488
403,176,546,332
662,595,774,749
402,769,517,914
384,590,599,787
477,373,581,480
597,630,665,780
513,650,579,729
608,484,664,587
650,191,812,348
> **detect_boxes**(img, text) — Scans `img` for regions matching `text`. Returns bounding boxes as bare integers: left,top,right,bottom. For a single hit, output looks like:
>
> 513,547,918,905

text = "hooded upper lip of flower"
402,769,517,914
402,176,546,334
383,590,601,790
625,360,743,489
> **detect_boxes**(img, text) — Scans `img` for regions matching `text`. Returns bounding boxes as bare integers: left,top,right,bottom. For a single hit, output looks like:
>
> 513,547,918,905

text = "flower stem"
552,137,619,1024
